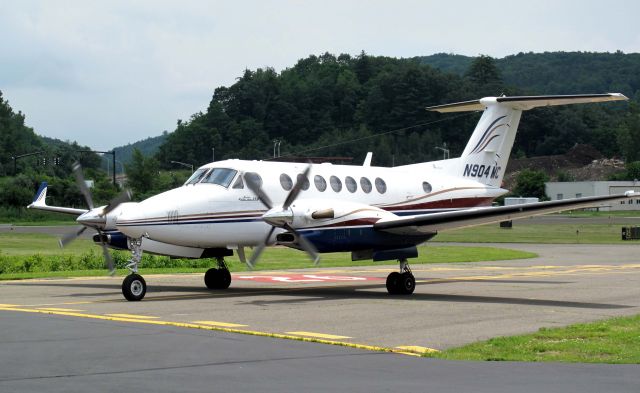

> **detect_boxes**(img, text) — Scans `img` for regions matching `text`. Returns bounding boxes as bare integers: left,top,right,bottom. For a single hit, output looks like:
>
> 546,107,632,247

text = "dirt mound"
503,144,625,189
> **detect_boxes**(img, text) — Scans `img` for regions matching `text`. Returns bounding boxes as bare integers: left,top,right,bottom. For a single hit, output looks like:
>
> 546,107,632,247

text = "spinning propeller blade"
244,172,272,210
245,165,319,266
101,189,132,216
73,162,94,210
59,162,128,276
59,226,87,248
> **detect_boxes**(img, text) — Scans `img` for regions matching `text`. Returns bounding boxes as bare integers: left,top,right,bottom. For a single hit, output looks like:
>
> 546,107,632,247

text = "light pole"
170,160,194,173
435,144,450,160
212,147,215,162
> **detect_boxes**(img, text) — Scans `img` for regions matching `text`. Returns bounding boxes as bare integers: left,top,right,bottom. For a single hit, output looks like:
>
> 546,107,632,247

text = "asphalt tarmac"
1,242,640,392
1,311,638,393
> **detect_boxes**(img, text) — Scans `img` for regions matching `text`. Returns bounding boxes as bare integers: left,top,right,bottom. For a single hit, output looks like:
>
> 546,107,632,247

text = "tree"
125,148,160,199
511,169,549,200
465,55,503,96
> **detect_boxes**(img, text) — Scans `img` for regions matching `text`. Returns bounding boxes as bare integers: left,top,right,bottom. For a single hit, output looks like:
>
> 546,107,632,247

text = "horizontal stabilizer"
27,181,88,216
427,93,627,113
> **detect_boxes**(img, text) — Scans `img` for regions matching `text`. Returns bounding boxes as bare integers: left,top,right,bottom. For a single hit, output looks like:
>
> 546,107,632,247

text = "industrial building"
545,181,640,211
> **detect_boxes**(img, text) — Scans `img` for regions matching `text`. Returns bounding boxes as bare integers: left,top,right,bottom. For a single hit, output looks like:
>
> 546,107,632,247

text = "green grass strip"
426,314,640,364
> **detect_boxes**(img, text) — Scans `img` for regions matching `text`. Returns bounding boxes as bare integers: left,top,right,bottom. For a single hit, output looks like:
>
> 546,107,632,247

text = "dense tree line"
0,90,114,211
157,52,640,169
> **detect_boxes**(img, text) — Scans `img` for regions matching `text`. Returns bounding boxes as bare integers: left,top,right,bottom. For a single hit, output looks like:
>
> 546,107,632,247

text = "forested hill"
156,51,640,169
103,133,168,173
418,52,640,99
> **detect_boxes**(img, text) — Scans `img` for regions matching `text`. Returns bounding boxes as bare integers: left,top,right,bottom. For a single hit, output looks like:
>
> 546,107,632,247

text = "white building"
545,181,640,211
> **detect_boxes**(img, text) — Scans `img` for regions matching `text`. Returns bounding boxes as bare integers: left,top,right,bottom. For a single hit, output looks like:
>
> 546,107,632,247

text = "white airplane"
29,93,635,301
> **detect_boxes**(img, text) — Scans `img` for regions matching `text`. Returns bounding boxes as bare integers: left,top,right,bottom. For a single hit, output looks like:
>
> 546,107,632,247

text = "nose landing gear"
122,238,147,301
386,258,415,295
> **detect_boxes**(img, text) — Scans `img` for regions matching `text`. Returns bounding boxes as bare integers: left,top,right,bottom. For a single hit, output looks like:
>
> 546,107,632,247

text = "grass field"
426,314,640,364
0,232,537,280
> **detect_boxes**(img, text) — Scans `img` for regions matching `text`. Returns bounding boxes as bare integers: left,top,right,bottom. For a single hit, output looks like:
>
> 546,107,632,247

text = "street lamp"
170,160,194,173
435,144,450,160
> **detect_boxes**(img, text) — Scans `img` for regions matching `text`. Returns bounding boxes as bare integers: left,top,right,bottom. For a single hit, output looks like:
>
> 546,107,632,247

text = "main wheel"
204,268,232,290
122,274,146,301
398,272,415,295
386,272,401,295
204,268,219,289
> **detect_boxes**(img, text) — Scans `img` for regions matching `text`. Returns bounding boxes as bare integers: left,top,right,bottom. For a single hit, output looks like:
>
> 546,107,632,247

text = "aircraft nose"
116,206,148,238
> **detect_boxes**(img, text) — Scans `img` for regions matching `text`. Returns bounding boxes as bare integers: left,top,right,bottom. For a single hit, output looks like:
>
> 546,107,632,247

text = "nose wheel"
122,238,147,301
122,274,147,301
386,259,415,295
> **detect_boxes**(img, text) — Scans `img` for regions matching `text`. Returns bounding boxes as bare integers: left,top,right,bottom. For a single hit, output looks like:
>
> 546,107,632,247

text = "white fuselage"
115,159,505,249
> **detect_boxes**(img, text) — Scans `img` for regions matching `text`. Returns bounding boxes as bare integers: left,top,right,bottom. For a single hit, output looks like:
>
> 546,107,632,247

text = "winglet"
29,181,48,207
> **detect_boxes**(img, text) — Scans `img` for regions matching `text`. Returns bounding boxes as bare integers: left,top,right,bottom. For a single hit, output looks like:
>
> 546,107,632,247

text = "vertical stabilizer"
425,93,627,187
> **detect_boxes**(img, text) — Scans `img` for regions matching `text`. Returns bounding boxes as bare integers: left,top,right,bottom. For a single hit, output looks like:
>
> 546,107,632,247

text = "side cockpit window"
202,168,238,188
184,168,209,185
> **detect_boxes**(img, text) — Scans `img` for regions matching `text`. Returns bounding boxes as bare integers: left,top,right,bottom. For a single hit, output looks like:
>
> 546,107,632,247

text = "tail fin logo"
469,116,507,154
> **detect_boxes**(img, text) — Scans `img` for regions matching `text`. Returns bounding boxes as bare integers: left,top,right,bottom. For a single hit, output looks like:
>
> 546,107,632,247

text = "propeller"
245,165,319,269
59,162,131,275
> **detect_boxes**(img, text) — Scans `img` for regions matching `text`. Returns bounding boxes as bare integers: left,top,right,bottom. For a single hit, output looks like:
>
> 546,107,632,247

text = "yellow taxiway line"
285,331,352,340
0,306,438,357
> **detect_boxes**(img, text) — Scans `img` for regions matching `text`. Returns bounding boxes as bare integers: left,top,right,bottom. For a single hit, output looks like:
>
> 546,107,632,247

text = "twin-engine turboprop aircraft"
29,93,635,301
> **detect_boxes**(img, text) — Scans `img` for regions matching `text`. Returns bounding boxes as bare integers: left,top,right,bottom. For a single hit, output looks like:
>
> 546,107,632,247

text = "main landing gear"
204,257,232,290
386,258,415,295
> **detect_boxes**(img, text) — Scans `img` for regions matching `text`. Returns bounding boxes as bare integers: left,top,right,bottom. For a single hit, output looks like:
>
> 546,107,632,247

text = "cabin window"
184,168,209,185
576,193,582,198
330,176,342,192
360,177,372,193
280,174,293,191
202,168,237,188
232,175,244,189
557,193,563,200
422,181,432,193
314,175,327,192
243,172,263,189
345,176,357,193
296,173,310,190
375,177,387,194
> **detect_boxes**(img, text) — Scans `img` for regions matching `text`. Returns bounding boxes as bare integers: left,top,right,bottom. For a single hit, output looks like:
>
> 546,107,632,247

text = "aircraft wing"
27,181,89,216
374,192,636,235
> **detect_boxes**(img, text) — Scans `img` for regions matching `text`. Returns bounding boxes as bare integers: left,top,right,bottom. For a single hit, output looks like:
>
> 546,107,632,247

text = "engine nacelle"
286,199,397,229
273,199,433,254
93,231,129,250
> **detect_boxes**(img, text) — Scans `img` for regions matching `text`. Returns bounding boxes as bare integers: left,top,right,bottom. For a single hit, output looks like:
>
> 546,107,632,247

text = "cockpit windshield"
202,168,238,188
184,168,209,185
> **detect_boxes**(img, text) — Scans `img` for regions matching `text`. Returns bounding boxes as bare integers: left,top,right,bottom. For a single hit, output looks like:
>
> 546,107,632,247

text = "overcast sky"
1,0,639,151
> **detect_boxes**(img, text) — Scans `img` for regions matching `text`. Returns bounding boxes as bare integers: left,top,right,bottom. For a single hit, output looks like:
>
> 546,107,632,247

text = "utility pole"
212,147,215,162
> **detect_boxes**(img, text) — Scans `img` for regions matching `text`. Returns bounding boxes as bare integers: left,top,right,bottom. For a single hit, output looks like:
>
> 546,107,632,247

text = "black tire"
204,268,219,289
122,274,146,301
218,268,231,289
398,272,415,295
204,268,232,290
386,272,401,295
